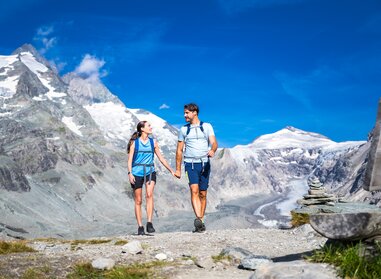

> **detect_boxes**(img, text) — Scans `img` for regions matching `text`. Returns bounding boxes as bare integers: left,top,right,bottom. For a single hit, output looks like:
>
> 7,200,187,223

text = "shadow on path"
272,250,316,262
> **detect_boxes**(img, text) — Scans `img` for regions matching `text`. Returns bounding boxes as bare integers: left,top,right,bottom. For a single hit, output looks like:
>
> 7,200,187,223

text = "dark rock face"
0,156,30,192
15,68,49,98
0,118,58,175
7,138,59,175
364,99,381,191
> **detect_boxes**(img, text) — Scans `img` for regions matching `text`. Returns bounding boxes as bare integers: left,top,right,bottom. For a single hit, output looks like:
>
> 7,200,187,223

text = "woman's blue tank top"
132,138,155,177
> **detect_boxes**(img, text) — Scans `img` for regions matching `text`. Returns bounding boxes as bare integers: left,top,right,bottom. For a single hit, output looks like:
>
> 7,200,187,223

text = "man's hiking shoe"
146,222,155,233
193,218,204,233
138,226,145,235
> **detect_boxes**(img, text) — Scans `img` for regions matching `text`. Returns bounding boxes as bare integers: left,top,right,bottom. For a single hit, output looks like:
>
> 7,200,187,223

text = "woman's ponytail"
127,121,147,153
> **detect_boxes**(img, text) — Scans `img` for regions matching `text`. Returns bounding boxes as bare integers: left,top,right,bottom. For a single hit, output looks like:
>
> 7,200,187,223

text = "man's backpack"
184,121,208,141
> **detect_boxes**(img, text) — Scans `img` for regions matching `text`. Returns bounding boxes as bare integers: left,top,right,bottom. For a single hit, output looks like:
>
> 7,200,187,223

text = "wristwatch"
128,171,131,175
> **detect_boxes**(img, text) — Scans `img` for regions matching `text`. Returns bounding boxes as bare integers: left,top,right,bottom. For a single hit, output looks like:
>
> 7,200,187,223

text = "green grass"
114,240,128,246
307,241,381,279
290,211,310,227
70,239,112,250
21,266,51,279
67,261,169,279
211,254,233,263
0,240,36,254
33,237,62,243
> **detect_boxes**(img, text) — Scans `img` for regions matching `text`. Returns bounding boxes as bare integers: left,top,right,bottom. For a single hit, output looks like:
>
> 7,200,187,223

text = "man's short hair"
184,103,199,114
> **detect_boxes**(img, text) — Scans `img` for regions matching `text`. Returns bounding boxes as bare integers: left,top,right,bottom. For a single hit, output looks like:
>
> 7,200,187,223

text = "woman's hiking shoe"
138,226,145,235
200,222,206,232
146,222,155,233
193,218,204,233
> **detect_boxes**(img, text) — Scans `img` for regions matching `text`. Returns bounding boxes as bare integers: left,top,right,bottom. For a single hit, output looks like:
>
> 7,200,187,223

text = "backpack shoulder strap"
149,137,154,154
133,138,139,161
199,121,204,133
184,122,207,141
185,123,191,136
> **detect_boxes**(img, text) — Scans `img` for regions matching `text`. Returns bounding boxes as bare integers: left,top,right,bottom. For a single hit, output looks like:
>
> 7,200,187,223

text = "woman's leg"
134,188,143,226
145,180,156,222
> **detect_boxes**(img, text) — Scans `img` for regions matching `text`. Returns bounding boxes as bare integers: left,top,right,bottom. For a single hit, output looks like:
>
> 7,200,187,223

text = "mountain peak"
279,126,331,140
11,44,52,69
12,44,39,57
249,126,335,149
284,126,299,132
63,72,123,106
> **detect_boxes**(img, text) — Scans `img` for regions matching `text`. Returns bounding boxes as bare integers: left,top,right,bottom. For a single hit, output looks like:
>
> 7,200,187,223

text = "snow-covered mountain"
0,44,184,239
63,73,178,160
209,126,374,210
0,44,376,238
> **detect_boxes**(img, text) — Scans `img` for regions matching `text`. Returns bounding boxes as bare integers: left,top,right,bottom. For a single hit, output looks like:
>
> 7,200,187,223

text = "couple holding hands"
127,103,218,235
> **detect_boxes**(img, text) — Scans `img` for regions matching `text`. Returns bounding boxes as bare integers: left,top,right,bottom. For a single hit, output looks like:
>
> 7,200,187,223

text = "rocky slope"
0,44,193,239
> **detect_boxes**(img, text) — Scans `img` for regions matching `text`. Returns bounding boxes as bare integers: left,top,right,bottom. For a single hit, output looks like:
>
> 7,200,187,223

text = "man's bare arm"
207,135,218,157
175,141,184,178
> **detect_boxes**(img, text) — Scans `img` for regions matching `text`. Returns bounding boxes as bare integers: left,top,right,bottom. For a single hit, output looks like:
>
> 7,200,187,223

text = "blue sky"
1,0,380,147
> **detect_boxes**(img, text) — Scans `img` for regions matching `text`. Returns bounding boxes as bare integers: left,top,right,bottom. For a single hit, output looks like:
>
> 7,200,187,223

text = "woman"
127,121,175,235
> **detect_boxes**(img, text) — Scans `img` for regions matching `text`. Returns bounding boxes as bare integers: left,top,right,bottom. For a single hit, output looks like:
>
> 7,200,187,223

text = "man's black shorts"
131,172,157,190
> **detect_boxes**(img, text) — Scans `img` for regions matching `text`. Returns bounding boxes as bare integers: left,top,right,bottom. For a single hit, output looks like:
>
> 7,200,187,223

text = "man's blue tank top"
132,138,155,177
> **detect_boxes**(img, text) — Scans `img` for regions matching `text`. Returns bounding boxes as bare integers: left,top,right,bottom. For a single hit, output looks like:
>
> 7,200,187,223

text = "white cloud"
34,24,57,54
159,103,170,110
75,54,108,81
37,25,54,36
42,37,57,50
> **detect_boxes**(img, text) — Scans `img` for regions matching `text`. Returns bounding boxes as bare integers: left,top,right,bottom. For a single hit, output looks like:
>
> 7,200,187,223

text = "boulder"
121,240,143,255
220,246,253,260
310,212,381,240
249,260,338,279
155,253,167,261
239,255,272,270
91,258,115,270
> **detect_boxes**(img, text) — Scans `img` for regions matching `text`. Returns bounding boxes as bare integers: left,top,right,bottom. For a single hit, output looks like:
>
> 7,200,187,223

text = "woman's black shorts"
131,172,157,189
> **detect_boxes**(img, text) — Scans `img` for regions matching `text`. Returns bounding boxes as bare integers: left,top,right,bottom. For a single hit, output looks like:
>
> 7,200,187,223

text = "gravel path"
0,227,331,278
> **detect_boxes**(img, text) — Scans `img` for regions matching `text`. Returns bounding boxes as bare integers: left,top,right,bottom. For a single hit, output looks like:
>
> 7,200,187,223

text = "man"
175,103,218,232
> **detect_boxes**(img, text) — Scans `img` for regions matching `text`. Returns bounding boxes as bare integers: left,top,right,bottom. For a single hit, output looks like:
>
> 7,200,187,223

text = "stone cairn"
297,177,336,207
308,100,381,258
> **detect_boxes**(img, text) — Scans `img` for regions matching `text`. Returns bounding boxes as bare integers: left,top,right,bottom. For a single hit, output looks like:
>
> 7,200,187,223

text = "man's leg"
199,190,207,220
198,162,211,231
190,184,202,219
